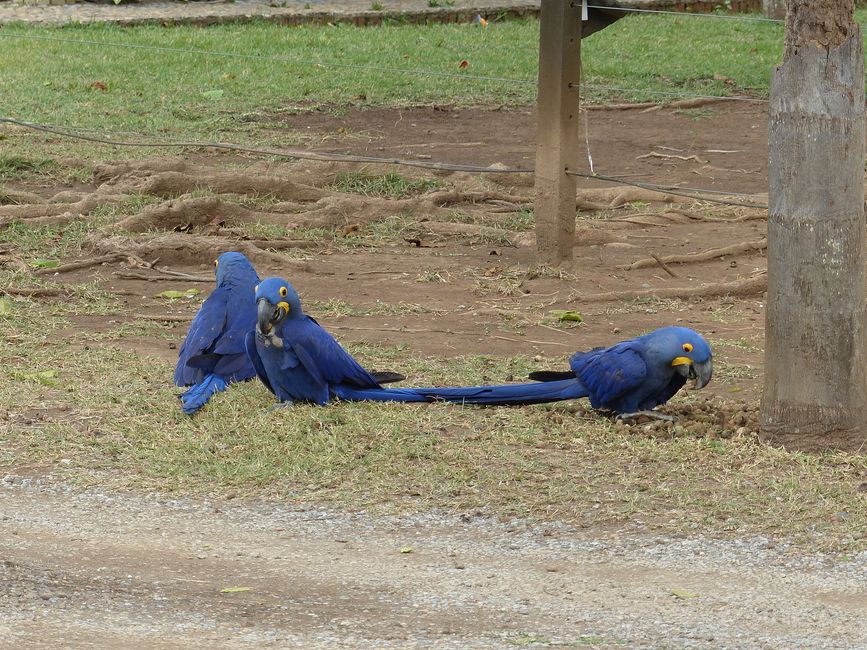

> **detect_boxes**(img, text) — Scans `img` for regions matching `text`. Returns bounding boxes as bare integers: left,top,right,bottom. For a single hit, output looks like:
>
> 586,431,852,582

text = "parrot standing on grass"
175,259,403,413
174,252,260,414
246,277,713,416
526,326,713,420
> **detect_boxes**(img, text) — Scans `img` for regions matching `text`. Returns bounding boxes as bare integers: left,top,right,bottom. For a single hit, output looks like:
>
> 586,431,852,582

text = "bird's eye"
279,286,288,298
214,259,218,268
682,343,694,353
254,284,259,293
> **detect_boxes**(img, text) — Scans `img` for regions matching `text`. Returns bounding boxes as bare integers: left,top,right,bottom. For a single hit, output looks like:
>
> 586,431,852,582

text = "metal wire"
565,169,768,208
0,117,533,174
0,117,767,204
586,84,767,103
0,31,537,86
579,4,784,23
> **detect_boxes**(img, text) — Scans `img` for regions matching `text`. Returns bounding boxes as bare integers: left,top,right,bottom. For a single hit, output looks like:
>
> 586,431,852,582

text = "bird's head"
647,326,714,390
254,277,303,334
214,251,258,287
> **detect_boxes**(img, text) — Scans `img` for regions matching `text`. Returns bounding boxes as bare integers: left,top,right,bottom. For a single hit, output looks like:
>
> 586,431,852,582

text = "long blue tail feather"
180,374,229,414
332,378,587,406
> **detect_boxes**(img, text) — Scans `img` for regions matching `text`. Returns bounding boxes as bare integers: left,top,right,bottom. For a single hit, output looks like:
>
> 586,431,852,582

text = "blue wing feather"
174,289,230,386
570,342,647,410
286,317,383,389
245,331,275,395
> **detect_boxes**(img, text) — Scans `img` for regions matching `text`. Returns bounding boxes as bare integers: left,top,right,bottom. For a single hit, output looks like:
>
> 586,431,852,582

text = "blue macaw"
246,278,713,416
174,251,260,414
526,326,713,418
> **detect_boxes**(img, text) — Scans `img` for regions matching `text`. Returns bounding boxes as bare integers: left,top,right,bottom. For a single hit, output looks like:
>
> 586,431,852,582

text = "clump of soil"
560,396,760,440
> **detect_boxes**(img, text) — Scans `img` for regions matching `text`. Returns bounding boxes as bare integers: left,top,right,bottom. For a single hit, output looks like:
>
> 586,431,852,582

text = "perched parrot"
246,278,713,416
174,251,260,414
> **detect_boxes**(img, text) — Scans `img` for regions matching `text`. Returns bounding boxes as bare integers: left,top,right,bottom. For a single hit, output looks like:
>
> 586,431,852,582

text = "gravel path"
1,477,865,648
0,0,538,27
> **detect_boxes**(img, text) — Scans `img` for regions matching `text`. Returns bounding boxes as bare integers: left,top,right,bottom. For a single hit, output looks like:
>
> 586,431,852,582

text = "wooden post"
761,0,866,449
534,0,581,265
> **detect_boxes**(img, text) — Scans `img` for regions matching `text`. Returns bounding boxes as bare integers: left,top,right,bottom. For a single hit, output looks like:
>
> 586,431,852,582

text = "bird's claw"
263,401,293,414
615,410,677,424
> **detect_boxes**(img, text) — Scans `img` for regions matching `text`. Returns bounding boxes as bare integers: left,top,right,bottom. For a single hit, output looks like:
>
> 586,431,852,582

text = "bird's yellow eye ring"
254,284,259,293
214,259,219,268
279,286,288,298
682,343,694,353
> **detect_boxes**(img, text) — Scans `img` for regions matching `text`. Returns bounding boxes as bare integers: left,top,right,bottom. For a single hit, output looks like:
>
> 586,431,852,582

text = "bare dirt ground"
5,103,862,648
5,102,770,397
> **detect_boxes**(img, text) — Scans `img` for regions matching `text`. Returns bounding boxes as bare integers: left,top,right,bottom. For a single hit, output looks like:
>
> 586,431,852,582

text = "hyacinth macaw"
174,251,260,414
246,278,713,416
527,326,713,418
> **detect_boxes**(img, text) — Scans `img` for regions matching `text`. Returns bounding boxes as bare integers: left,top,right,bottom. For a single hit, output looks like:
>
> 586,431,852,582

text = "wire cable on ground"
580,4,783,23
0,116,768,207
587,85,766,103
566,169,768,208
0,117,533,174
578,61,765,209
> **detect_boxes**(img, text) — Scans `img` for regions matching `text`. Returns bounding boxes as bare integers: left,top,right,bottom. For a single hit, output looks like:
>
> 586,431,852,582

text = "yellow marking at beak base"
277,301,290,315
671,356,692,367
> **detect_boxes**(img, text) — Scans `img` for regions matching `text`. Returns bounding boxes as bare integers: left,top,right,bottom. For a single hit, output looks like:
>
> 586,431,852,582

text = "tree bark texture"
761,0,866,448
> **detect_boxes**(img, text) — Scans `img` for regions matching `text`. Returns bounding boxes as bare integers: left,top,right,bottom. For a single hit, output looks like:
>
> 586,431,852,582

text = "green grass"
0,14,794,159
0,194,161,262
2,14,867,553
0,154,58,180
330,171,442,198
0,300,865,551
308,297,446,317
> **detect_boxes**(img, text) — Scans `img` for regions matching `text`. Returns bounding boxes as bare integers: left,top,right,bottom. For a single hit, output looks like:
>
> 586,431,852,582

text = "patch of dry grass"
0,297,865,552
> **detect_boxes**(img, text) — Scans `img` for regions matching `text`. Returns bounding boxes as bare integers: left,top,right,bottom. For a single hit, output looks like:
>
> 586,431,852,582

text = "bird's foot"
263,401,293,414
615,410,677,424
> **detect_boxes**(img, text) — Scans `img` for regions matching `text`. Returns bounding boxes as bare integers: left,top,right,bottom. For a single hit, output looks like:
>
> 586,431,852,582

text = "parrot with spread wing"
174,252,261,414
246,278,712,416
175,259,404,414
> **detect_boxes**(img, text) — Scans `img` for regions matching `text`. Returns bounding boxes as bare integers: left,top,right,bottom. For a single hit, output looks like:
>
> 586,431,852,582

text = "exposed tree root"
34,253,127,276
86,233,315,271
587,97,736,112
622,239,768,271
577,273,767,303
100,170,327,203
0,250,29,272
421,221,511,242
135,313,194,323
271,189,519,229
2,287,70,298
240,239,320,250
92,158,197,183
116,196,292,233
586,101,659,111
576,187,691,208
0,194,127,227
636,152,704,163
116,272,214,283
511,228,625,249
0,189,45,205
4,152,761,279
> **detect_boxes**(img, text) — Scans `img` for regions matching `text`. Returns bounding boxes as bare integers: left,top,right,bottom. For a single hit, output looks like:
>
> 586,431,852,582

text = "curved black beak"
691,359,713,390
257,298,276,334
